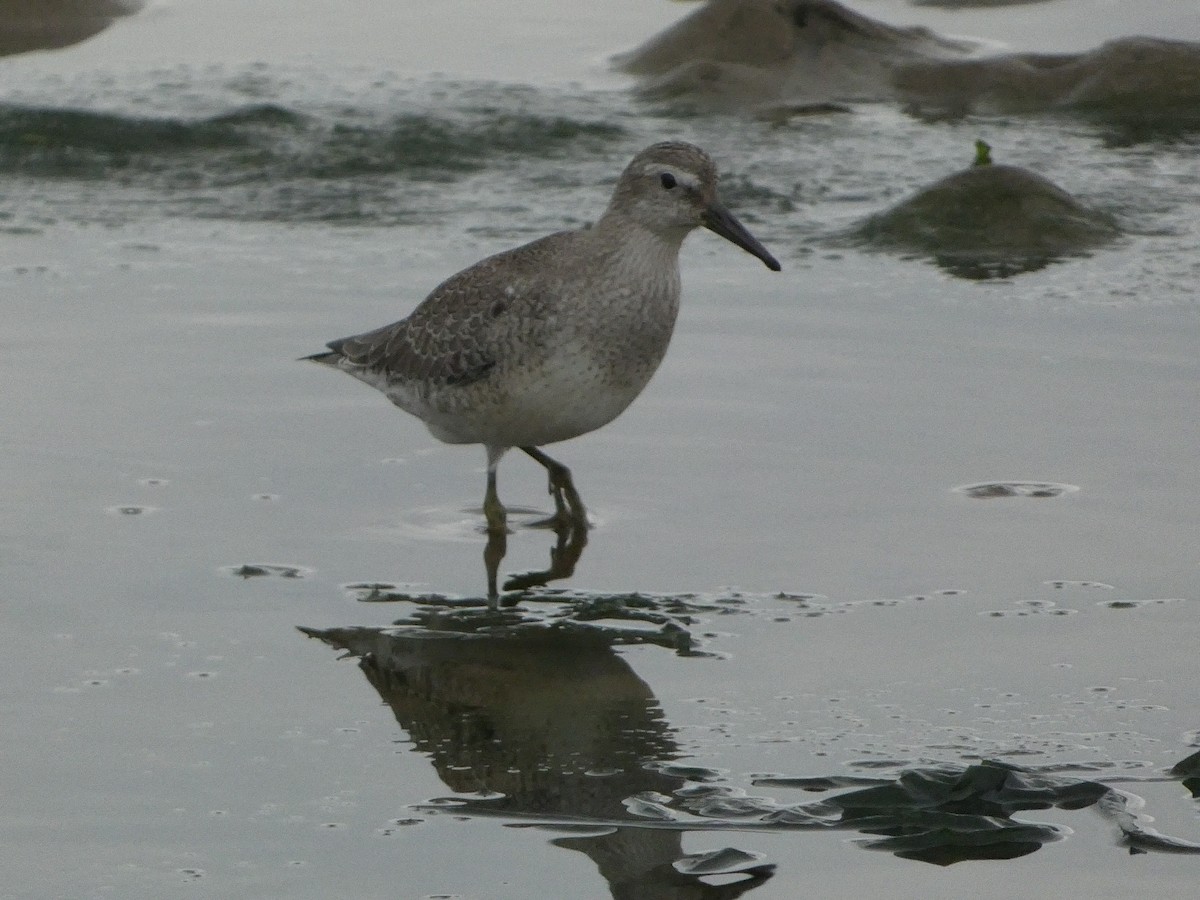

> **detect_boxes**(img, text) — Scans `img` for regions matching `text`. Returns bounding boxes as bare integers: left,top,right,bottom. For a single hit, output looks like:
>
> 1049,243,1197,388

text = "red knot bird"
306,141,780,536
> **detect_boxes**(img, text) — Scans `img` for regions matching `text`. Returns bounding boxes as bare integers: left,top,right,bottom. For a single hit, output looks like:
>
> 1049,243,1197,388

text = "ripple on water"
105,504,158,516
675,847,769,875
342,582,465,605
221,563,313,579
954,481,1080,499
651,763,726,782
371,505,514,543
1096,597,1185,610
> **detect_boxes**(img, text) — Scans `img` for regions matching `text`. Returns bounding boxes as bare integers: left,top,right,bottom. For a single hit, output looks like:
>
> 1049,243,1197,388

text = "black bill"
701,203,781,271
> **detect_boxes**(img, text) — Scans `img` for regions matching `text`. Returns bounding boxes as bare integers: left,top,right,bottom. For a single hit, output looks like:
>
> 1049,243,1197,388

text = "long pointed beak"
701,203,781,271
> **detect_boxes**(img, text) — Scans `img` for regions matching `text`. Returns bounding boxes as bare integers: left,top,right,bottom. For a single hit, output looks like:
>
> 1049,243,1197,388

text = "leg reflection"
484,514,589,606
483,526,507,605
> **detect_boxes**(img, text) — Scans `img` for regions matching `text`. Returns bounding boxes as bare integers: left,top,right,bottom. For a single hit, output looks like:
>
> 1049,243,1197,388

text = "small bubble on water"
107,504,157,516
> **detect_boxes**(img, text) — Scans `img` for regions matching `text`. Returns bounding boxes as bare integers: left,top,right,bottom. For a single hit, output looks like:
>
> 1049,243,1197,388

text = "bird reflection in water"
302,598,1200,884
301,621,775,899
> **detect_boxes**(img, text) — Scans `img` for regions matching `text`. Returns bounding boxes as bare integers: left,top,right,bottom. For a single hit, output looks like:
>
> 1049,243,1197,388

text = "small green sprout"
973,139,993,166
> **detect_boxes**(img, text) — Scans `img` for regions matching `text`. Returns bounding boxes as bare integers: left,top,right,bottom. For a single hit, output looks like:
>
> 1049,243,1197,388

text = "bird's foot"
482,498,510,536
547,470,588,531
525,479,588,531
518,446,590,530
524,504,589,532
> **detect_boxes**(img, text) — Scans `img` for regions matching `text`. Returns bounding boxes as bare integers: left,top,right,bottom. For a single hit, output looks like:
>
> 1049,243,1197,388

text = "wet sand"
618,0,1200,118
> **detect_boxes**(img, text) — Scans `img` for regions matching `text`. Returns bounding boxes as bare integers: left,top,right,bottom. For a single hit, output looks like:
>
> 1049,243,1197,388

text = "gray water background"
2,1,1199,897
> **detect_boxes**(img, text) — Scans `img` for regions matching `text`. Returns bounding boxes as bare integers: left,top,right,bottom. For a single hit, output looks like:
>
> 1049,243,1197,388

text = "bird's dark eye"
660,172,677,190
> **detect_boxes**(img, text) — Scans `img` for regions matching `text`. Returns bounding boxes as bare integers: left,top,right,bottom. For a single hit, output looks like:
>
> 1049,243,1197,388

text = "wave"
0,99,627,223
0,102,624,179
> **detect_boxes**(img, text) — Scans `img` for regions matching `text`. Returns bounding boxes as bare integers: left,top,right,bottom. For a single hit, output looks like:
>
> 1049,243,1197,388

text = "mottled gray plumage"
307,141,779,539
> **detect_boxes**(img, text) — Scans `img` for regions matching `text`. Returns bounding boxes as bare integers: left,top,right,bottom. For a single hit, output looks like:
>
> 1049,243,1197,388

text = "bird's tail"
300,350,340,365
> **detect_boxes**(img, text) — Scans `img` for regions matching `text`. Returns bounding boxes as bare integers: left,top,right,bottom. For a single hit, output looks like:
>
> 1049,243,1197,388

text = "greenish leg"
483,468,508,535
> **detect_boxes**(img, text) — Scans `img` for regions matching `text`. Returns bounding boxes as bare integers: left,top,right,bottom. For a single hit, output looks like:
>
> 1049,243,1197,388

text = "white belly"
410,338,662,448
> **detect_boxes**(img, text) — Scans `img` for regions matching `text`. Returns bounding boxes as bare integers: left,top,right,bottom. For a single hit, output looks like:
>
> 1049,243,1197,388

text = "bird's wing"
327,292,496,387
325,233,571,387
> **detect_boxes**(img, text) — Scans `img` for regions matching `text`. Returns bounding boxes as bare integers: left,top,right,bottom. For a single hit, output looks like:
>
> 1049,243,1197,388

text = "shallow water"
2,1,1199,897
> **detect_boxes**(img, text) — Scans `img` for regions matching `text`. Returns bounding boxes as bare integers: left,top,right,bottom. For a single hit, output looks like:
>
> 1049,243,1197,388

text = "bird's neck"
589,213,688,274
574,220,680,309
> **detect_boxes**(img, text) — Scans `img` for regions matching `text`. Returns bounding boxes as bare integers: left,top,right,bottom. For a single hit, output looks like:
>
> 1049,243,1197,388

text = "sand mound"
853,160,1120,278
618,0,1200,129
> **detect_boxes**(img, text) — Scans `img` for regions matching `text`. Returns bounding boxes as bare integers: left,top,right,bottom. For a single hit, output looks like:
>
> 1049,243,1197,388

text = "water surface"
2,1,1198,897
